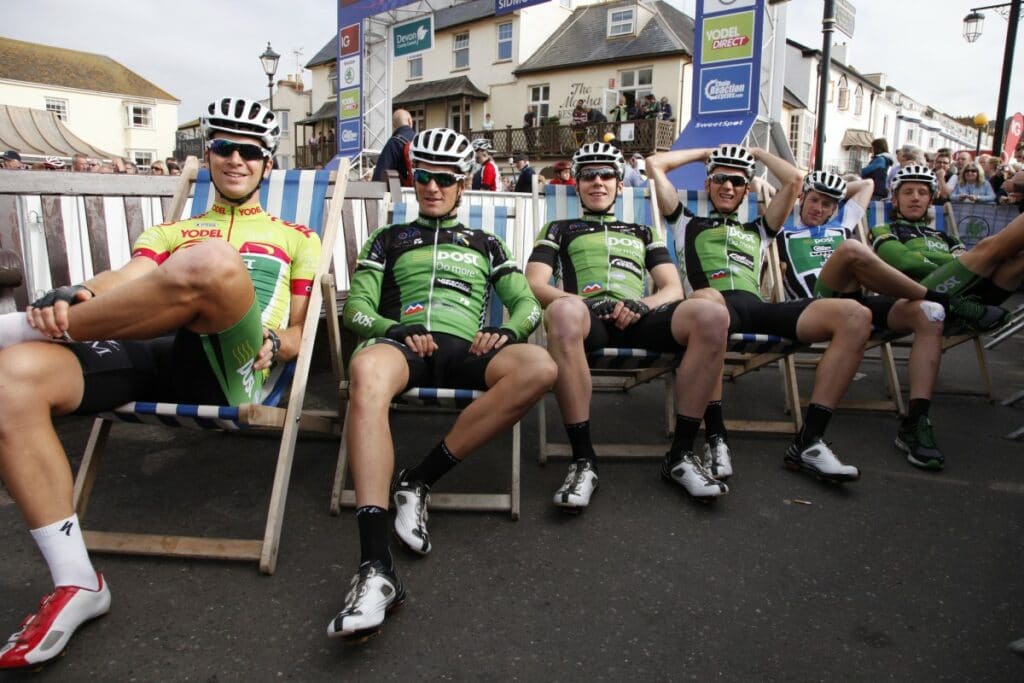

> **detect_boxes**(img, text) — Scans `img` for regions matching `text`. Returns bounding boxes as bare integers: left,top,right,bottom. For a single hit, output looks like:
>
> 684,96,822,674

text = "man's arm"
869,225,942,280
751,147,802,233
525,261,568,308
492,269,542,341
845,178,874,211
646,148,714,218
644,262,684,306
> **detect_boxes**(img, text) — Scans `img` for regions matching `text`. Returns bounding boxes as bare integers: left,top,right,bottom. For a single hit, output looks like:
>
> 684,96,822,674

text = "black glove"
31,284,94,309
621,299,650,317
264,328,281,364
583,297,617,317
478,326,518,346
385,323,429,344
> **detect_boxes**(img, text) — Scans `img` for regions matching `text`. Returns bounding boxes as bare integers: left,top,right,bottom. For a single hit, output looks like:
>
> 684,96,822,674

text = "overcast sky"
2,0,1022,125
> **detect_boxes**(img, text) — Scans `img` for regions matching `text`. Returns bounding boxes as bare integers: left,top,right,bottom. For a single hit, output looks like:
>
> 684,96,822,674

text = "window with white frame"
559,0,571,8
854,84,864,115
448,102,471,132
530,85,550,120
408,56,422,79
788,114,801,163
497,22,513,61
608,7,635,37
128,104,153,128
453,32,469,70
328,64,338,93
45,97,68,121
409,107,425,132
836,76,849,111
276,110,289,137
618,67,653,109
130,150,154,166
906,128,914,143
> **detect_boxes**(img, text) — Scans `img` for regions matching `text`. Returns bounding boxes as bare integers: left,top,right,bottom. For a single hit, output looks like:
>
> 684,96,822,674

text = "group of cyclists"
0,103,1017,667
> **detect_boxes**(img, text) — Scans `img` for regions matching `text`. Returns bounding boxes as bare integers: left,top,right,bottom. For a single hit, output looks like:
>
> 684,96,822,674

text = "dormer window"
608,7,635,37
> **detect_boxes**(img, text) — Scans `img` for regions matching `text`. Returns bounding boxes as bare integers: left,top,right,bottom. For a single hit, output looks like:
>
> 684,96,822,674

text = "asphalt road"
1,325,1022,682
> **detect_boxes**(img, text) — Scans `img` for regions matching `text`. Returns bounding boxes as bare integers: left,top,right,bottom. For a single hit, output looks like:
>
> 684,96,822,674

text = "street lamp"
260,41,280,111
974,112,990,153
962,2,1021,158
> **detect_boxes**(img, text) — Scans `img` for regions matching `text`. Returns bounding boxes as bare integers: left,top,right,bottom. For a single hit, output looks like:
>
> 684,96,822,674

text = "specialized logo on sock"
59,521,74,536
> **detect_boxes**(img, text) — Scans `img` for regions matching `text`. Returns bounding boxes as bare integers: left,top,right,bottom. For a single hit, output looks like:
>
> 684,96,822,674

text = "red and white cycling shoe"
0,572,111,670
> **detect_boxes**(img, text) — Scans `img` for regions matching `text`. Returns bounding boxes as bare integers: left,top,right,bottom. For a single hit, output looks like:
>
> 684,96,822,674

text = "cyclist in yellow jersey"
0,97,320,671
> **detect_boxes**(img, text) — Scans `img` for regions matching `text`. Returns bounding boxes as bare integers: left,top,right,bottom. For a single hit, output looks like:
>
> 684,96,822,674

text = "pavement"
1,314,1023,682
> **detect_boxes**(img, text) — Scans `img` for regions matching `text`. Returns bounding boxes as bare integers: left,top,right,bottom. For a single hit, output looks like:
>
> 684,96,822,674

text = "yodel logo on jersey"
581,282,603,294
403,302,425,316
434,277,472,295
237,207,263,216
727,250,754,269
609,256,642,277
179,228,222,238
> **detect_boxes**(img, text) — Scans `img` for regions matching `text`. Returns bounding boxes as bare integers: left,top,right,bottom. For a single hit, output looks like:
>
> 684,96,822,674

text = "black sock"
405,440,460,488
905,398,931,424
703,400,727,440
669,415,702,458
356,506,392,568
797,403,834,448
565,421,597,470
924,290,950,308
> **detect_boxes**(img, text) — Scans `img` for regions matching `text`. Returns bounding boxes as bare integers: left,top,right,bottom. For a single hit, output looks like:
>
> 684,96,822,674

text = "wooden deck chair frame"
71,158,349,574
328,196,524,519
865,200,995,400
534,180,684,464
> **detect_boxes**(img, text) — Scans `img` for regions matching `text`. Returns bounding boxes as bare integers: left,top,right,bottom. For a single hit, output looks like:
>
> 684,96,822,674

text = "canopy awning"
393,76,488,106
295,100,337,126
841,128,874,148
0,104,119,159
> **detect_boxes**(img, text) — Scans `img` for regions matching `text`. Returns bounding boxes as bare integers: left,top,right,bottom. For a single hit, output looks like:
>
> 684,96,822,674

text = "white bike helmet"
411,128,474,173
201,97,281,152
891,164,937,193
803,170,847,200
44,156,65,169
471,138,495,154
571,142,625,179
706,144,756,179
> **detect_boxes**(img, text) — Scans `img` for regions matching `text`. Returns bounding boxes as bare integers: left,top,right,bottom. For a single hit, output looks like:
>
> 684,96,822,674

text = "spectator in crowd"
641,94,659,119
1014,143,1024,165
71,154,90,173
998,170,1024,210
951,161,995,203
166,161,181,176
658,96,673,121
1,150,24,170
931,149,956,204
42,156,65,171
608,96,629,123
860,137,893,200
623,152,645,188
586,104,607,125
523,105,537,148
372,109,415,184
513,151,535,193
482,113,494,142
953,150,973,174
471,139,499,191
149,161,168,176
308,134,318,159
326,127,336,153
548,160,575,186
123,161,138,175
572,100,588,126
887,144,924,193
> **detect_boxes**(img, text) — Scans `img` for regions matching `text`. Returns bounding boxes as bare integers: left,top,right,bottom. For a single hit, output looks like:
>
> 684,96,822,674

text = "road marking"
880,469,1024,494
990,482,1024,495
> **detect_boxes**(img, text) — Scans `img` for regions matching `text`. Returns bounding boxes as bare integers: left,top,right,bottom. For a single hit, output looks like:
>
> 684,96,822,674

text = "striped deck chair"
675,189,804,434
534,181,684,463
864,200,995,399
71,158,349,574
329,199,524,519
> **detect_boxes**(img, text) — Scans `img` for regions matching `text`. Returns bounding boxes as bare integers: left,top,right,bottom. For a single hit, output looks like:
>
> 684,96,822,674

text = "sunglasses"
577,168,619,182
710,173,749,187
206,139,270,161
413,168,464,188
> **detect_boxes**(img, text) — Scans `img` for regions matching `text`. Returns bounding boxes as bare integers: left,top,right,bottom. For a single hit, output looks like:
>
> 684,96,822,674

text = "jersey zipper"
427,217,440,332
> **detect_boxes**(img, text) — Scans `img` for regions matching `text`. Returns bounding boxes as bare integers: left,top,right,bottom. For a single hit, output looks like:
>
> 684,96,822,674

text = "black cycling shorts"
722,291,814,341
67,330,227,416
361,332,502,392
583,300,683,352
840,293,896,329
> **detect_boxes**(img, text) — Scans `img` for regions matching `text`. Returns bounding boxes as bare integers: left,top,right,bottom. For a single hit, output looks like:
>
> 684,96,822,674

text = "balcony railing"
294,145,337,169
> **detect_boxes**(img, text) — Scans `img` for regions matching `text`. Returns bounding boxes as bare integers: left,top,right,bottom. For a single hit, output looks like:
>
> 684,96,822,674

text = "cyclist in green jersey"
781,172,1007,471
870,164,1021,314
0,97,317,670
648,144,871,484
526,142,730,508
329,128,556,643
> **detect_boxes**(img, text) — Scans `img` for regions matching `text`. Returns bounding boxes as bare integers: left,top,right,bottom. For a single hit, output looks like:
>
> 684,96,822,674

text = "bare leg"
669,299,729,417
67,240,255,340
885,300,943,401
957,212,1024,277
990,252,1024,291
0,343,85,528
689,287,727,402
819,240,929,300
543,297,593,423
346,344,410,509
795,299,872,407
444,344,556,455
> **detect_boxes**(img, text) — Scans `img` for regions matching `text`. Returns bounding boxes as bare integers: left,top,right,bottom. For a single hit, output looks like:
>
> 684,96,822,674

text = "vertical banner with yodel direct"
669,0,764,190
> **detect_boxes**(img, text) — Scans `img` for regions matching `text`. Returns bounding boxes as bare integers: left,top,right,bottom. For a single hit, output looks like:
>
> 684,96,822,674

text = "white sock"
0,312,50,349
30,514,99,590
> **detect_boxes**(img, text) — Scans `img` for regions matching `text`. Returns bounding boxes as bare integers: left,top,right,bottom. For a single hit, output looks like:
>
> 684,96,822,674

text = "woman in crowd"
951,161,996,203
